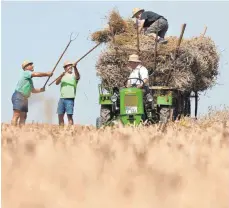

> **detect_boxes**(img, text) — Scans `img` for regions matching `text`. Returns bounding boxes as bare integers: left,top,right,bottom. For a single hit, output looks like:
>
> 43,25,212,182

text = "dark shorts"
57,98,74,115
11,91,28,112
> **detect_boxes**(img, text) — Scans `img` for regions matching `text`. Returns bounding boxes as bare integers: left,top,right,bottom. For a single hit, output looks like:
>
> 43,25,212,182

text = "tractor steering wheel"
124,78,145,88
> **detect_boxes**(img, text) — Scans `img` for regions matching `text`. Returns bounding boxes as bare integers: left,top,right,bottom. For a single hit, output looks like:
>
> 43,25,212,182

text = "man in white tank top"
127,54,149,88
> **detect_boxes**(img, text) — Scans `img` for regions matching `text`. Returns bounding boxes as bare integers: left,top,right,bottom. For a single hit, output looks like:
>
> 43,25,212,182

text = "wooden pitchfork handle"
48,42,102,86
165,23,186,85
136,19,140,54
43,32,78,88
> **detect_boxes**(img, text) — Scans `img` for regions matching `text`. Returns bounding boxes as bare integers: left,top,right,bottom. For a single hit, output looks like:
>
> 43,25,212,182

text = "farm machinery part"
96,78,191,128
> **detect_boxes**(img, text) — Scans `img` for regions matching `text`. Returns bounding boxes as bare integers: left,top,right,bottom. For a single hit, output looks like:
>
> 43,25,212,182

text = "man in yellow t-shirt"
56,61,80,126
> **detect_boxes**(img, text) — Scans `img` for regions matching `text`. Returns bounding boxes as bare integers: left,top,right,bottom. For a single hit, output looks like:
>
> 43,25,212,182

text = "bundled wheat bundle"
92,9,220,92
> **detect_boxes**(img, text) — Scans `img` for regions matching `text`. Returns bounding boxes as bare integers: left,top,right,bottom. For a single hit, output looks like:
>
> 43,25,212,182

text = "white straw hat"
22,60,33,69
128,54,141,63
63,61,73,68
132,8,145,18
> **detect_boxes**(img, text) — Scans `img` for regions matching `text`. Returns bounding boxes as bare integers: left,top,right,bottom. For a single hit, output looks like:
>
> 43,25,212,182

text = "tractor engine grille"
124,94,138,106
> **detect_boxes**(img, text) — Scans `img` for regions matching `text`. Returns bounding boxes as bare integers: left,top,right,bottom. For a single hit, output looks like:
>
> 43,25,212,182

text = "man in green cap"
11,60,53,126
55,61,80,126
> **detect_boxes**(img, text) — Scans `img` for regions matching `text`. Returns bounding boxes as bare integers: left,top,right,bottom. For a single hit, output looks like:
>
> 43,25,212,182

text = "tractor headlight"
111,95,117,102
146,94,153,102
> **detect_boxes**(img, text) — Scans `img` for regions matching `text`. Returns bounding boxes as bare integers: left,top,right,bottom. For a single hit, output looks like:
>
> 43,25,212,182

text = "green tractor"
96,77,191,128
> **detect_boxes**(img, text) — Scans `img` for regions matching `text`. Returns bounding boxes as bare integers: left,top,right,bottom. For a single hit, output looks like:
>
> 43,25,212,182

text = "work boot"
158,38,168,44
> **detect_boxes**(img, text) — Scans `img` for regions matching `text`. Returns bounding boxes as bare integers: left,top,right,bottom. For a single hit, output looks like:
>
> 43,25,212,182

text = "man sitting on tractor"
127,54,149,89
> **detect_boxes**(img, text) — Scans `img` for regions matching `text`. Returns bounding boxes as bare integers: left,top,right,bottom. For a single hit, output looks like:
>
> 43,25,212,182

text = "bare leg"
19,112,27,126
67,114,74,125
146,32,156,38
11,110,20,126
152,33,157,38
58,114,64,126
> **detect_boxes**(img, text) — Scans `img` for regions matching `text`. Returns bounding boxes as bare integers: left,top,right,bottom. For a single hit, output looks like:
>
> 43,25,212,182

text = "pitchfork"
43,32,78,88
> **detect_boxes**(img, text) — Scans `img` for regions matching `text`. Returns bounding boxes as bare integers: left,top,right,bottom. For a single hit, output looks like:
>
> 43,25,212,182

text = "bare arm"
73,63,80,80
32,72,53,78
32,87,45,93
143,78,149,85
56,72,65,85
137,78,148,88
127,80,131,88
138,19,145,33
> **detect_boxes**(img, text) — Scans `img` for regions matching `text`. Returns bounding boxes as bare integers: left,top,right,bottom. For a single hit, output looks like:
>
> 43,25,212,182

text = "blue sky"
1,1,229,125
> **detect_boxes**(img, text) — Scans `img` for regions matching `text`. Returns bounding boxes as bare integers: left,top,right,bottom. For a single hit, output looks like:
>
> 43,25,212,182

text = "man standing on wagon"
132,8,169,44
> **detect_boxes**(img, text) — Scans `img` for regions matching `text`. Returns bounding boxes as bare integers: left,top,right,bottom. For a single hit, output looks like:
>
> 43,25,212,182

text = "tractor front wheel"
159,107,171,123
96,117,102,128
96,105,112,128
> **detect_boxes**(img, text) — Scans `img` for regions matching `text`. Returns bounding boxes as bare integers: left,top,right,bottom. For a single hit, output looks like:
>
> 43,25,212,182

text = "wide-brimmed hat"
128,54,141,63
132,8,145,18
22,60,33,69
63,61,73,68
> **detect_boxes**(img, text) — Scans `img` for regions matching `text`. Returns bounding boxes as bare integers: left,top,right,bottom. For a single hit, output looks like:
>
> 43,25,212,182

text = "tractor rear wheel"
159,107,171,123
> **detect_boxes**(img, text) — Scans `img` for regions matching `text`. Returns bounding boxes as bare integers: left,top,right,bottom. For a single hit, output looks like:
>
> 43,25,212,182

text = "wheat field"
1,109,229,208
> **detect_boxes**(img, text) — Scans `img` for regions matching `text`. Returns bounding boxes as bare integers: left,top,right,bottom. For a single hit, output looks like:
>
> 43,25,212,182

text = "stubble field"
1,109,229,208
